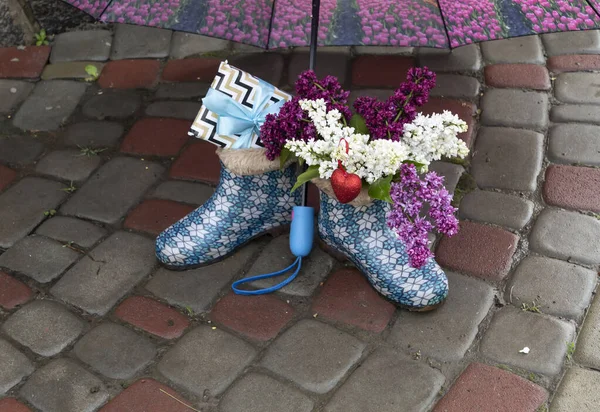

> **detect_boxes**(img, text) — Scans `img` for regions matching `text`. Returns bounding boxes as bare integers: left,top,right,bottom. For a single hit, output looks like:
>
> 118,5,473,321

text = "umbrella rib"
265,0,278,50
435,0,453,49
98,0,116,19
585,0,600,18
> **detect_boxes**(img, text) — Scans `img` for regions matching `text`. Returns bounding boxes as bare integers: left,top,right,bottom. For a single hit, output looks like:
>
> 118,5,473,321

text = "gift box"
188,61,291,149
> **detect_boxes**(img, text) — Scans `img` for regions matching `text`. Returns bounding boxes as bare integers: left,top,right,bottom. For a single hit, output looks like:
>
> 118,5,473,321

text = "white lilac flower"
286,99,469,183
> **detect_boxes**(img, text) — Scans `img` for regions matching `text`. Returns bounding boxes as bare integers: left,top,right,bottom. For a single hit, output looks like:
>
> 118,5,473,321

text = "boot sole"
159,224,290,272
318,239,446,312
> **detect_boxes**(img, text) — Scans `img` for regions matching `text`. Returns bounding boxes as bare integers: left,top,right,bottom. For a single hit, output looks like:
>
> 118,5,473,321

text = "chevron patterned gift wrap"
188,61,291,149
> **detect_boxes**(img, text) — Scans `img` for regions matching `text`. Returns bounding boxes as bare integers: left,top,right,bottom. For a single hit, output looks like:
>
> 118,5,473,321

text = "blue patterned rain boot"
156,148,301,269
314,179,448,311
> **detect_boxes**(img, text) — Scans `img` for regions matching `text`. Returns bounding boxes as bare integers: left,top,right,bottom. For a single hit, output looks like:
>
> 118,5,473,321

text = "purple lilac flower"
260,96,317,160
387,163,459,268
296,70,352,121
354,67,436,141
260,71,350,159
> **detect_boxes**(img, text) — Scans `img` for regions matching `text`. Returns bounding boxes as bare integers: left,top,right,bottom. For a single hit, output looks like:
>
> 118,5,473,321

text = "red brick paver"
312,268,395,332
548,54,600,73
484,64,550,90
98,60,161,89
0,398,31,412
352,56,415,88
211,292,294,341
99,379,193,412
124,199,195,236
162,58,221,82
436,221,518,281
0,271,33,310
121,118,192,156
115,296,190,339
0,164,17,192
421,98,475,146
0,46,50,78
544,165,600,213
433,363,548,412
169,141,221,184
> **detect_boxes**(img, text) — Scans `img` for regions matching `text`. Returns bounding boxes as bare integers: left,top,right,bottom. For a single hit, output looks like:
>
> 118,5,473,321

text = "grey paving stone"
481,36,545,64
431,74,480,99
158,326,256,396
0,135,44,166
155,82,210,100
219,373,314,412
429,161,464,194
244,235,334,297
542,30,600,56
145,101,202,120
51,231,155,315
50,30,112,63
324,348,444,412
388,272,494,362
471,127,544,192
481,89,548,130
555,72,600,104
20,358,109,412
41,62,104,80
35,150,102,182
289,52,349,86
111,24,172,60
13,80,87,131
548,124,600,166
229,53,285,86
36,216,106,248
2,300,84,356
552,367,600,412
146,242,262,312
150,181,214,205
508,256,596,321
459,190,534,230
418,44,482,72
0,235,80,283
551,105,600,125
574,294,600,369
60,157,164,224
63,120,124,148
0,177,67,249
82,90,141,120
170,32,230,59
74,322,156,379
0,80,34,114
0,339,34,395
232,42,266,53
480,307,575,375
261,320,365,394
354,46,414,55
530,209,600,266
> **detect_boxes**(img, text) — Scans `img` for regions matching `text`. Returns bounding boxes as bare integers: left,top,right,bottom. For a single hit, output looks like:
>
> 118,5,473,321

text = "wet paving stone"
20,358,109,412
2,300,84,356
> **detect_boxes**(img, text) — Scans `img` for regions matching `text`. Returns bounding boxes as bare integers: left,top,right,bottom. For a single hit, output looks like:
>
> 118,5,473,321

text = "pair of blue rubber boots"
155,149,448,311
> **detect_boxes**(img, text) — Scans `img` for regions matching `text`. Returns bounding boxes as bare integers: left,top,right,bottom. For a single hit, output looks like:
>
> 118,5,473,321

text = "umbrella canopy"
65,0,600,49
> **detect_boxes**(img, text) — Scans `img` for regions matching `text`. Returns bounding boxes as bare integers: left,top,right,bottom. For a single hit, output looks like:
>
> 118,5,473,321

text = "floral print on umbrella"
64,0,600,49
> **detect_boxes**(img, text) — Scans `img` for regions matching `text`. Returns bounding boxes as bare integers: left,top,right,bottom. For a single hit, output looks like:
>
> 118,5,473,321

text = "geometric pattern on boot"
156,162,300,270
317,190,448,310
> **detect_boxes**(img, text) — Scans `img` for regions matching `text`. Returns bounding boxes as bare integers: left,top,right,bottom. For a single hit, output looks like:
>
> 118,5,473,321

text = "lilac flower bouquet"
260,68,469,267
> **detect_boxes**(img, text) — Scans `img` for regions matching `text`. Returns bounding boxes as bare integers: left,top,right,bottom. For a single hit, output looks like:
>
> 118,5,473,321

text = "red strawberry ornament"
330,138,361,203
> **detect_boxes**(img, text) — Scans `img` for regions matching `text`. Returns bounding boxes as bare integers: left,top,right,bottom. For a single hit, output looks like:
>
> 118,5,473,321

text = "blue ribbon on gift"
202,78,286,149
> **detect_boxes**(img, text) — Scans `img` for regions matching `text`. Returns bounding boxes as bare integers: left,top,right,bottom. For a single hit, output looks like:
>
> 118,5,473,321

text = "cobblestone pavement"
1,25,600,412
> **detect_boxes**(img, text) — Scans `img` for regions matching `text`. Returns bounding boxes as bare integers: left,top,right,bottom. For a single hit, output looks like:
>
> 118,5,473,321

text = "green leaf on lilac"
349,114,369,135
279,147,292,170
368,174,394,203
291,165,319,192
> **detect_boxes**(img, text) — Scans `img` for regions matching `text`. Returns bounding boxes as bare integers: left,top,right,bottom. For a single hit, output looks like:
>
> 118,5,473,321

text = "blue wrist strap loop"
231,256,302,295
